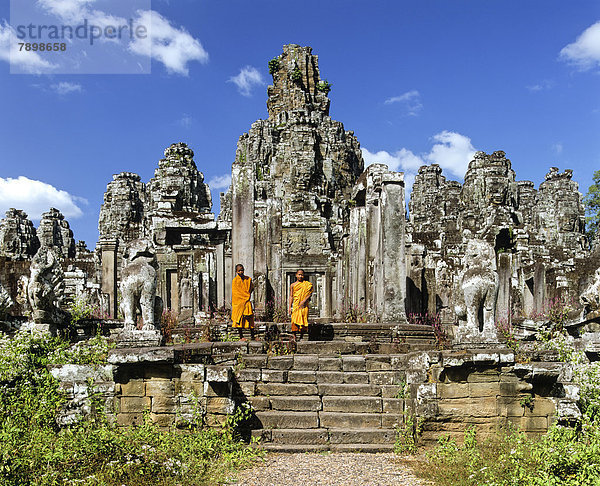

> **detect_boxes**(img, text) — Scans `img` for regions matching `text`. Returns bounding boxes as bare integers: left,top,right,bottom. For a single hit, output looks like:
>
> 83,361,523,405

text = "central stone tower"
223,44,365,318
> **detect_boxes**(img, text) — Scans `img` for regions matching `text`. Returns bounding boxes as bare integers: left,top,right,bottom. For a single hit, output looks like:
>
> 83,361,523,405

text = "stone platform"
52,336,580,452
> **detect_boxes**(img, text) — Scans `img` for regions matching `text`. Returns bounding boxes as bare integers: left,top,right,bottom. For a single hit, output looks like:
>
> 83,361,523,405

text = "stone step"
262,444,330,453
330,443,395,453
252,427,397,445
319,412,383,428
328,428,396,444
261,443,395,453
254,411,319,429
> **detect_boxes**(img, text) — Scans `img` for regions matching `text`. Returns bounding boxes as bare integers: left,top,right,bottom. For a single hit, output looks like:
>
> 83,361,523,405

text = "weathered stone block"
262,370,288,382
345,372,369,384
212,342,247,355
235,381,255,397
270,396,322,411
316,371,345,383
207,397,235,414
178,364,205,381
152,396,176,413
342,356,366,372
499,381,533,396
247,396,270,411
244,356,268,368
318,384,380,396
524,398,555,417
205,366,231,382
120,379,145,396
293,355,319,370
255,411,319,429
120,396,150,413
256,383,318,396
267,356,294,370
318,357,342,371
176,381,204,397
145,379,174,396
369,371,403,385
270,428,328,445
467,371,500,383
235,368,261,381
322,396,382,413
116,413,144,426
383,398,404,414
438,383,469,399
319,412,381,428
382,414,405,428
329,428,395,444
438,397,497,418
287,371,316,383
497,397,525,417
150,413,174,427
469,383,500,398
365,356,392,371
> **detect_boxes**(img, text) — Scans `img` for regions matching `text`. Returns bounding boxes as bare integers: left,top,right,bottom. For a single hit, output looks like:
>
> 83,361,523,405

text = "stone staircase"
234,349,412,452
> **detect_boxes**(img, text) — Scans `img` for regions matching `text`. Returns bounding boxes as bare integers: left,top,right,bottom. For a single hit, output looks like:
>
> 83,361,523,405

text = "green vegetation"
290,67,302,82
584,169,600,243
415,355,600,485
316,79,332,94
0,332,260,485
268,57,280,75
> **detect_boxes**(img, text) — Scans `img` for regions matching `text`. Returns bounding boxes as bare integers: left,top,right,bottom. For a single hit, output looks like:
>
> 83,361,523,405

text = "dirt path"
228,452,430,486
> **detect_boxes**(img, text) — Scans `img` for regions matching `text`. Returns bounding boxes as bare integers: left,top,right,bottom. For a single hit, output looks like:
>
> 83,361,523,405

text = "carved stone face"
486,177,508,205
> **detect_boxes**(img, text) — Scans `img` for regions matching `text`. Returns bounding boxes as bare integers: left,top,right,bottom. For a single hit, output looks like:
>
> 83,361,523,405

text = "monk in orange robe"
288,269,313,340
231,264,255,340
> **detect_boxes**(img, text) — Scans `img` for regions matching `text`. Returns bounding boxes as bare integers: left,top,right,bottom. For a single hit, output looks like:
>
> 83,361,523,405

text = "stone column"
100,238,118,318
380,173,407,322
534,262,546,314
231,164,255,279
216,243,225,307
496,253,512,321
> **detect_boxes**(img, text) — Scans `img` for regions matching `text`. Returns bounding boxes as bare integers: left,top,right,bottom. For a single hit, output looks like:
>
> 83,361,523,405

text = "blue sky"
0,0,599,247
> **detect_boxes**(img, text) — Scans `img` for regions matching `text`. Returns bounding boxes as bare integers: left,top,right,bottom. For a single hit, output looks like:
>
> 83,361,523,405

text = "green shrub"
268,57,280,75
0,332,261,485
316,79,332,94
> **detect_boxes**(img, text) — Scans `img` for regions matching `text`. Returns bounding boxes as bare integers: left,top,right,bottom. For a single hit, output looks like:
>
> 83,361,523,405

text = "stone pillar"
534,262,546,314
231,164,255,279
216,243,225,307
100,238,118,318
496,253,512,321
380,174,407,322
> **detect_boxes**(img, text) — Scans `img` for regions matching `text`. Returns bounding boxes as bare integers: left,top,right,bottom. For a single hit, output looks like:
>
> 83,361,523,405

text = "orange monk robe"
291,280,313,331
231,275,254,328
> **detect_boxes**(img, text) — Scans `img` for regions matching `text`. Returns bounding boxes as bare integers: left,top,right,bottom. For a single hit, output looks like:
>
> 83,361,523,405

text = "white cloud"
425,131,476,178
361,147,424,172
178,113,193,128
36,1,209,75
129,10,208,75
384,90,422,116
552,142,563,154
0,22,56,73
560,20,600,70
228,66,265,96
207,174,232,190
362,131,477,198
50,82,82,95
0,176,85,220
527,80,553,92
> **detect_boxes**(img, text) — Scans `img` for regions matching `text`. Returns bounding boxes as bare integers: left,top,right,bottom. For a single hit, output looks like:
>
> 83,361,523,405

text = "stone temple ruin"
1,44,600,449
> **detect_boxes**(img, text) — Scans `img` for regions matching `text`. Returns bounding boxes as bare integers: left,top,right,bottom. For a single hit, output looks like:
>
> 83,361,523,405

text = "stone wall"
51,343,577,450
